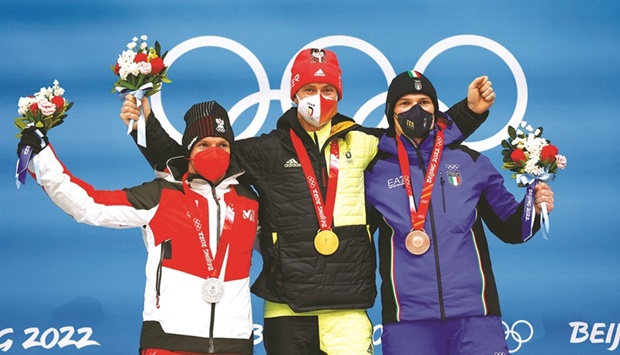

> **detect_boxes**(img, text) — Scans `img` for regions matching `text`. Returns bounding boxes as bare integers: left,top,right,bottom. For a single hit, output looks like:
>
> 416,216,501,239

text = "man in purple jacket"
365,70,554,355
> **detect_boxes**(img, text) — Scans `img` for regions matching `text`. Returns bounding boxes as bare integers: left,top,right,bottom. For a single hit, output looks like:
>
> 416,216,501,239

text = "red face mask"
190,147,230,183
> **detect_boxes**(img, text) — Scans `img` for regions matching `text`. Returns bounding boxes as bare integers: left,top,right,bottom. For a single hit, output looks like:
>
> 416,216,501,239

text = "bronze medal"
314,230,339,256
405,230,430,255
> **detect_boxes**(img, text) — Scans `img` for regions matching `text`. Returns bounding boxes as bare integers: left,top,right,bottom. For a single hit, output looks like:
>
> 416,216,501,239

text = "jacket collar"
155,155,245,186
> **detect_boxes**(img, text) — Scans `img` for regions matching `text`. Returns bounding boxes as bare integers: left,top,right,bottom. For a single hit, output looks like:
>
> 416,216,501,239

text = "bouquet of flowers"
500,121,567,240
110,34,170,96
501,121,567,186
14,80,73,137
14,80,73,187
111,35,171,147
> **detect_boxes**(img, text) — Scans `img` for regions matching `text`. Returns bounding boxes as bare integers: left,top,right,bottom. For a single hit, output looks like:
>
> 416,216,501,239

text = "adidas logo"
284,158,301,168
313,69,326,77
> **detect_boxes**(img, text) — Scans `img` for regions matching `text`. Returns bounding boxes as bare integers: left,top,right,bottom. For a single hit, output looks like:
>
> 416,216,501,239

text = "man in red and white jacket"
18,101,259,355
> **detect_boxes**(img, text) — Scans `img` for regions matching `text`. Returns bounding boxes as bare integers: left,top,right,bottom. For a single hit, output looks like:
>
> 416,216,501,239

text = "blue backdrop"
1,1,618,354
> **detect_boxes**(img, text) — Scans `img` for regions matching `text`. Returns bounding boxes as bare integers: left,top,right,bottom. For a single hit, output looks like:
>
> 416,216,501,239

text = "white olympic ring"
503,319,534,353
307,176,317,189
151,36,274,141
151,35,526,152
445,164,460,170
414,35,527,151
193,218,202,231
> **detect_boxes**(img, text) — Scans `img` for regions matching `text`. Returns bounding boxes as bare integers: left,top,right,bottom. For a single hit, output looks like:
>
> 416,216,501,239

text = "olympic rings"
503,319,534,353
150,35,527,151
414,35,527,151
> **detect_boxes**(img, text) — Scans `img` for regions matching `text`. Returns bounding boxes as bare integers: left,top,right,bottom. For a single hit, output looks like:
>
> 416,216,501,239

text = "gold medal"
314,230,339,255
405,230,430,255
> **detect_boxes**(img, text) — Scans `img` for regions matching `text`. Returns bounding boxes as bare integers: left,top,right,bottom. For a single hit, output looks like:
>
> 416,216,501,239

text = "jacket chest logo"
344,150,353,164
243,210,255,221
284,158,301,168
445,163,462,187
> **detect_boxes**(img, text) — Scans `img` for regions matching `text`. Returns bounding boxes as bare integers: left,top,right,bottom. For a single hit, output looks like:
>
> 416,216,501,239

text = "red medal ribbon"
395,121,446,230
290,129,339,231
182,172,235,279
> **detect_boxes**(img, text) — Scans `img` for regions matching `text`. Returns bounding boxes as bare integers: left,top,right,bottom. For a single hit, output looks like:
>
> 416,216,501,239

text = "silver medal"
201,278,224,303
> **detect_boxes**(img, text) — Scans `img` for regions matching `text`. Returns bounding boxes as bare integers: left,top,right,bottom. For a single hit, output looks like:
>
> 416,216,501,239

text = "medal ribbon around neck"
395,121,446,231
290,129,339,232
182,172,236,280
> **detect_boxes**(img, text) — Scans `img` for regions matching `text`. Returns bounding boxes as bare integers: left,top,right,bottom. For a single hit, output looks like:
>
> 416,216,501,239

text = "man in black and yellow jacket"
120,48,496,355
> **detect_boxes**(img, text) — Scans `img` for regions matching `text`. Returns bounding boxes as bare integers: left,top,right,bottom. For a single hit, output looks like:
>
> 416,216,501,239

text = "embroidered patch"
447,170,461,187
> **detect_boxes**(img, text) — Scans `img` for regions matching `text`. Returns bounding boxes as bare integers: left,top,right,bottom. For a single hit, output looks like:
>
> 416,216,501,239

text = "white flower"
119,62,139,80
52,80,65,97
140,42,147,51
520,121,527,128
132,36,138,42
53,86,65,97
18,97,37,115
141,35,148,41
38,99,57,116
526,125,534,132
524,158,543,175
534,128,541,136
127,42,137,50
118,50,136,68
516,129,524,136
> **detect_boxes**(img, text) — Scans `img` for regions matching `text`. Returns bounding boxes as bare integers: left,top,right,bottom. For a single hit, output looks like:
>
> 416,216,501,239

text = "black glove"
17,126,49,157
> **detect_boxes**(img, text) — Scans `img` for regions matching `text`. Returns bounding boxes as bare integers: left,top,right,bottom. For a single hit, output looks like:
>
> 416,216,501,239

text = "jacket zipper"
155,239,171,309
413,144,446,321
208,185,222,353
440,172,446,213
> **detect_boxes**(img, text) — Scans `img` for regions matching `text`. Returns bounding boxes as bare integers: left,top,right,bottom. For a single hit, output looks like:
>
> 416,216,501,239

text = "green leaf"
508,125,517,140
155,41,161,56
35,121,44,128
504,162,519,169
161,77,172,84
501,149,512,157
501,140,512,149
14,120,26,130
119,79,137,90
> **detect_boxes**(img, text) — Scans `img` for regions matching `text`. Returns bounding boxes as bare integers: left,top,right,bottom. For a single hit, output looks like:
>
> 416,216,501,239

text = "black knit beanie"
182,101,233,156
385,70,439,128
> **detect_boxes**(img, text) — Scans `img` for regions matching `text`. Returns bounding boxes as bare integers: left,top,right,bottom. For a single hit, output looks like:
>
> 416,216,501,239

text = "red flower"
30,103,39,114
541,144,559,163
134,53,148,63
511,148,527,165
150,57,165,74
113,62,120,75
51,96,64,111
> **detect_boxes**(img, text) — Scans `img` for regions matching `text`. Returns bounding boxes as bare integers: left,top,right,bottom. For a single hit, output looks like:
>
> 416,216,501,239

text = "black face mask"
396,104,434,139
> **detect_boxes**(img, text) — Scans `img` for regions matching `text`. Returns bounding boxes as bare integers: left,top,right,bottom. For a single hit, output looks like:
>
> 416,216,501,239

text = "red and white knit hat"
290,48,343,101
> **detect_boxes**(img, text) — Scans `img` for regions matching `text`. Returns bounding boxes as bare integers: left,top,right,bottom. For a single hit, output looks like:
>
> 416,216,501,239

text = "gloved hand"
17,126,49,157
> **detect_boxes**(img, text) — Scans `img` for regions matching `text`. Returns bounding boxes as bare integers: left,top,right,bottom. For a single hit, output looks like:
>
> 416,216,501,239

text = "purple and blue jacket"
365,115,539,325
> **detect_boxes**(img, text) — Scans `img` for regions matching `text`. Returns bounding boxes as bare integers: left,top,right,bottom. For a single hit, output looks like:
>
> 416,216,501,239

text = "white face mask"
296,93,337,128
